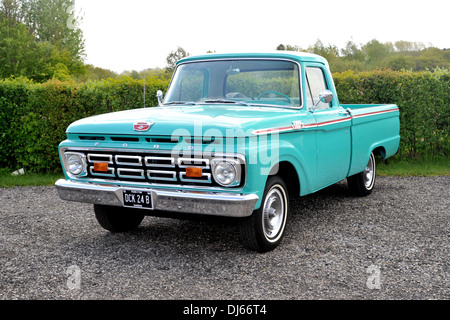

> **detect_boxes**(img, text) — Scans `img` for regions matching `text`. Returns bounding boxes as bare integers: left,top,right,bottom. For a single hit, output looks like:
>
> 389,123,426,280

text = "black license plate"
122,190,153,209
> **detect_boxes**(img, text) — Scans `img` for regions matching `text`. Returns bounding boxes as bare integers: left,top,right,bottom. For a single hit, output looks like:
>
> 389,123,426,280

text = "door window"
305,67,330,110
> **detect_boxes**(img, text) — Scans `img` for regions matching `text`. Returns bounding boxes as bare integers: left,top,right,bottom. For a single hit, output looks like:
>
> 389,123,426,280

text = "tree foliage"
277,39,449,72
165,46,190,72
0,0,86,81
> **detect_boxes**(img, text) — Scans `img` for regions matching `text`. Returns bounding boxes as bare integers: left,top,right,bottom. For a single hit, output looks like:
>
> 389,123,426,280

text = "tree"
0,0,86,81
307,39,339,62
362,39,394,67
276,44,303,51
166,47,190,72
20,0,85,61
0,16,35,77
341,40,364,61
394,40,425,52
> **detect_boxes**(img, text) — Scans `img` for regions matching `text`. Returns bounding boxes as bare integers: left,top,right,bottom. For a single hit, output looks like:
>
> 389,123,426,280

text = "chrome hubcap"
363,154,375,189
263,187,286,240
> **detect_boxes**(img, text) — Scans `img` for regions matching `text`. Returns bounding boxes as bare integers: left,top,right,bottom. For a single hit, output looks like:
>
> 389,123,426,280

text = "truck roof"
177,51,328,65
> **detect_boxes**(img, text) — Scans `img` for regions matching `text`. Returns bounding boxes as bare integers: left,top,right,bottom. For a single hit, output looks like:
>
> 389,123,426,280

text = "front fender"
245,134,316,209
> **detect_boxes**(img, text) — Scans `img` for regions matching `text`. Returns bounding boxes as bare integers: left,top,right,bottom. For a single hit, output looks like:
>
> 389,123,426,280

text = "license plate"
122,190,153,209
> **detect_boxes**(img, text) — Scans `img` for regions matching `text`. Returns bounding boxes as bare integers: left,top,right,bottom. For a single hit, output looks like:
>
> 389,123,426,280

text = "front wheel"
347,152,376,196
239,176,289,252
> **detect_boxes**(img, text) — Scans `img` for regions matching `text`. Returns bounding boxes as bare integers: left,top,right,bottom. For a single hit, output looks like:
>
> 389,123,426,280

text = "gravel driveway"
0,176,448,300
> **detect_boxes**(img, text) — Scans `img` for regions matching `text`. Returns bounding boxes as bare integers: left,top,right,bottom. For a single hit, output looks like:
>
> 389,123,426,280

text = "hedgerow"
0,77,168,172
333,69,449,160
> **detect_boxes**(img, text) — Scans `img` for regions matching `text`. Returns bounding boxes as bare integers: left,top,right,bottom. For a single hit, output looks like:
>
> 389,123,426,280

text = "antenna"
143,76,146,108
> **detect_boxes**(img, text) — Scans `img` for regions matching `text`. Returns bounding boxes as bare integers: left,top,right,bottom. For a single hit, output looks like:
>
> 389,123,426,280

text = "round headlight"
67,154,84,176
213,161,237,186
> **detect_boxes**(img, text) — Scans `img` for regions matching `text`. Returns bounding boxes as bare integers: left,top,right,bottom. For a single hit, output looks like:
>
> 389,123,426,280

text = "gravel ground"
0,176,448,300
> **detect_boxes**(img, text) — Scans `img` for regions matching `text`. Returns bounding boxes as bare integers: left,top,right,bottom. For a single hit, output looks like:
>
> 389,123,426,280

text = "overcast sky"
75,0,448,73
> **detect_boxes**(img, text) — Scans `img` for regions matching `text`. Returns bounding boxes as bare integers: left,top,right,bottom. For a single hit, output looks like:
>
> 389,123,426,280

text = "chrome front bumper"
55,179,258,218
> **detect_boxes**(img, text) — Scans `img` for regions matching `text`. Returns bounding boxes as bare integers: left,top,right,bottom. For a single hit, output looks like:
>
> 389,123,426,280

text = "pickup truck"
55,52,400,252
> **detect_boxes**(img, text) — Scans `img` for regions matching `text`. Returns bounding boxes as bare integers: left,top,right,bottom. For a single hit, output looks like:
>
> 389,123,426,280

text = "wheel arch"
268,160,302,198
372,146,386,160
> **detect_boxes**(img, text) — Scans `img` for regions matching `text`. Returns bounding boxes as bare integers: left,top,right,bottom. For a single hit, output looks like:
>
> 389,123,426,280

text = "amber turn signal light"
94,162,109,172
186,167,202,178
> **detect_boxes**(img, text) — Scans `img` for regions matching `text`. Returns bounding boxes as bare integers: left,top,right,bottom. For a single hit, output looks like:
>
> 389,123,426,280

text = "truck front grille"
66,149,244,187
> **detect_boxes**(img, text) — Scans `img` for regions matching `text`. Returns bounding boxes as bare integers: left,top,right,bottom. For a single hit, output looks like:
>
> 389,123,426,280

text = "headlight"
64,152,87,177
211,158,242,187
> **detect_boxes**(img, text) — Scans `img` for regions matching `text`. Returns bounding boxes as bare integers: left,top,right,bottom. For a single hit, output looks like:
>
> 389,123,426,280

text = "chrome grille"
81,150,217,186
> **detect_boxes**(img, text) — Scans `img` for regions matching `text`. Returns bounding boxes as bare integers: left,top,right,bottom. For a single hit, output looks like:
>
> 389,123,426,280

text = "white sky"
75,0,448,73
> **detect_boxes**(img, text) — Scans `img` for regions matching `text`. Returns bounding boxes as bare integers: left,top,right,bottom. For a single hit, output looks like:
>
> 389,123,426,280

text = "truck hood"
67,105,300,137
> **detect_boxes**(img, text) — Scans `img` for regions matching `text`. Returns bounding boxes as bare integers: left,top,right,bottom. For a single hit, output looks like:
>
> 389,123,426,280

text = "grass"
377,158,450,177
0,158,448,188
0,172,64,188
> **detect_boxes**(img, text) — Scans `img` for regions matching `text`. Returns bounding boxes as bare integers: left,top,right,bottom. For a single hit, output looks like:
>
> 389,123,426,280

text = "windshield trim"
165,58,304,110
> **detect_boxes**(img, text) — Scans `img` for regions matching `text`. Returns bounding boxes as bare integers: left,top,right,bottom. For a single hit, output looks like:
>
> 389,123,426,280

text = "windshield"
163,59,301,108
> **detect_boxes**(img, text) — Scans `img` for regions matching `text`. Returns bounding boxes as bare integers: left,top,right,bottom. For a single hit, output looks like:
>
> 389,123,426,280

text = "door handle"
339,108,352,116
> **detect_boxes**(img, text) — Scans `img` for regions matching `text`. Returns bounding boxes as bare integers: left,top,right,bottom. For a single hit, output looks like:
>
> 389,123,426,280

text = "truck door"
304,65,352,190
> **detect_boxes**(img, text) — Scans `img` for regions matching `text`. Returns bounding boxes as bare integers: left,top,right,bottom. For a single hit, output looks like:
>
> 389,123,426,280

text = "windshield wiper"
163,101,198,106
203,99,250,106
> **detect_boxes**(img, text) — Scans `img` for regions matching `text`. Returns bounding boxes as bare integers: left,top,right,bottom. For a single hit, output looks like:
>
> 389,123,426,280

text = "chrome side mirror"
156,90,164,106
318,89,333,104
310,89,333,112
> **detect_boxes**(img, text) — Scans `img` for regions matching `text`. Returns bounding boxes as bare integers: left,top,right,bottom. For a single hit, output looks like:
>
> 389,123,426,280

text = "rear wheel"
94,205,145,232
239,176,289,252
347,152,376,196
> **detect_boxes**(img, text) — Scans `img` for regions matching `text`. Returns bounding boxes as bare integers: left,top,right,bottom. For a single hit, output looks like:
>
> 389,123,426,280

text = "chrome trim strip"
178,158,210,169
117,168,145,179
87,154,113,164
179,172,212,183
89,166,115,177
147,170,177,181
115,155,143,166
55,179,258,217
145,156,176,168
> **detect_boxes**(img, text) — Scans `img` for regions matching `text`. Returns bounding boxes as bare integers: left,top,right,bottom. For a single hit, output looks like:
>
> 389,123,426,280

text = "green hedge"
0,77,169,172
0,69,448,173
333,69,449,160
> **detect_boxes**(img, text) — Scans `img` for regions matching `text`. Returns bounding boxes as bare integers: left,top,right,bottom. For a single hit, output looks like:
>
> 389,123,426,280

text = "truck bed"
342,104,400,176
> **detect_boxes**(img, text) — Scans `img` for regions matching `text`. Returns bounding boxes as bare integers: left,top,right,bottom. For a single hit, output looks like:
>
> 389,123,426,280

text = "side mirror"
310,89,333,112
318,89,333,104
156,90,164,106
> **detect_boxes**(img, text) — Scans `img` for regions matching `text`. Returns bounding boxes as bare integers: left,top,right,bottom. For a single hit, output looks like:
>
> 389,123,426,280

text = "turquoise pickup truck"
56,52,400,252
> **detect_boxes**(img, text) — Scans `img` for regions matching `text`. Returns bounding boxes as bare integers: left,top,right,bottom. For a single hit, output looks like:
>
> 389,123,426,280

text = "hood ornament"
133,121,154,132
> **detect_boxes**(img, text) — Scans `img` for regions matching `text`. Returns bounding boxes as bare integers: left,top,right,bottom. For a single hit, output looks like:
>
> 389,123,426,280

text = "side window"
305,67,330,110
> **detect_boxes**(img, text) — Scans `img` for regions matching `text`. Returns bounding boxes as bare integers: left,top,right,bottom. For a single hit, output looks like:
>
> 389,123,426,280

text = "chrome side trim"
55,179,258,217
